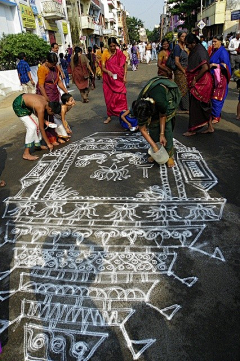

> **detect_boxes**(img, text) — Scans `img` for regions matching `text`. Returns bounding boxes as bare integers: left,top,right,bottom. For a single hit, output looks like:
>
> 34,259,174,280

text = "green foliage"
0,33,50,70
126,16,144,43
164,31,174,42
168,0,200,31
146,28,160,43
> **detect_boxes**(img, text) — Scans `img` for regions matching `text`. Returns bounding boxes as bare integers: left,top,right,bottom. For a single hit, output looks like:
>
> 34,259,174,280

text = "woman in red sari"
101,37,128,124
183,33,214,136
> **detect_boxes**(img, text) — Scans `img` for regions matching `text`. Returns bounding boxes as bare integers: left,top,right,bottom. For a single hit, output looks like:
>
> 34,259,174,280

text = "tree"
126,16,144,44
146,27,160,43
0,33,50,70
164,32,174,42
167,0,200,32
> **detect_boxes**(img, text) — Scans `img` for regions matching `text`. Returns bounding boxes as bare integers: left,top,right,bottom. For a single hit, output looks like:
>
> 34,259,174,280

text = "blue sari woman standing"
203,34,231,133
131,42,139,71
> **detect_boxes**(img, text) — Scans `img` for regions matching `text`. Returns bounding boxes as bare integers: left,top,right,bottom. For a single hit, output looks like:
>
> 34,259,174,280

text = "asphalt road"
0,62,239,361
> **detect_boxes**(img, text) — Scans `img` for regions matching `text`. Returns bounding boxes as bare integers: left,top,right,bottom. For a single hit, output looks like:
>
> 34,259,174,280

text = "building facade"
0,0,72,53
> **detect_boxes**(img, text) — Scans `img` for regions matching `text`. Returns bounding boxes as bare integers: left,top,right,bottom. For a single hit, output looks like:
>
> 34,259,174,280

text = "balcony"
93,24,103,35
41,0,65,20
108,12,116,23
197,0,226,25
107,0,115,9
81,15,95,30
91,0,101,9
102,28,112,35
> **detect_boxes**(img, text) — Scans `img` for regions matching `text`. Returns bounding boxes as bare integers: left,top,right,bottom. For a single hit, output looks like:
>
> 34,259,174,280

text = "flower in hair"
145,97,155,104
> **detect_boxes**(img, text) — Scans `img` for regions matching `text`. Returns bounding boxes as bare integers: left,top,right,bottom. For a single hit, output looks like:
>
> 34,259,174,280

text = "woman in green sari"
133,78,180,168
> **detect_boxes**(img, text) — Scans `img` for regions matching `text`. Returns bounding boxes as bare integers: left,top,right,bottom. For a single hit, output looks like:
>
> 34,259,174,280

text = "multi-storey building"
0,0,72,53
197,0,239,39
0,0,128,50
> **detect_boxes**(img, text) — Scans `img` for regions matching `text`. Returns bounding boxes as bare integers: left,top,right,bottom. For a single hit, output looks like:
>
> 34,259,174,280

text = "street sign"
197,20,206,30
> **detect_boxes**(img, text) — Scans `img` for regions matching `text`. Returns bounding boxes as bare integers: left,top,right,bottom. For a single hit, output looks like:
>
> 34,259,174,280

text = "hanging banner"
19,4,36,29
62,22,68,34
43,19,58,32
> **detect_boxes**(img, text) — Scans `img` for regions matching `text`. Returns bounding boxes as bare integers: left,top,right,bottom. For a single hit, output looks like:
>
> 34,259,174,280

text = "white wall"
0,5,18,38
0,66,38,92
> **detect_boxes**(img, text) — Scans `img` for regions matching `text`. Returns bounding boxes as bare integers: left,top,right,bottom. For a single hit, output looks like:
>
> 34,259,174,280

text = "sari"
131,45,139,70
102,49,128,117
173,45,189,110
71,54,90,90
36,65,60,102
157,49,172,78
210,46,231,123
36,65,68,140
96,48,105,78
186,43,213,132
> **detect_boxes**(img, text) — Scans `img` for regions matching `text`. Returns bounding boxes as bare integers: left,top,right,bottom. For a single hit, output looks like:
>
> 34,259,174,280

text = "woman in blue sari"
202,34,231,133
131,42,139,71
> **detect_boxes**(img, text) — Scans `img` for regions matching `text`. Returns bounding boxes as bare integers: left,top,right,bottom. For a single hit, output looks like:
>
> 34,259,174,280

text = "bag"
137,76,181,118
166,51,176,71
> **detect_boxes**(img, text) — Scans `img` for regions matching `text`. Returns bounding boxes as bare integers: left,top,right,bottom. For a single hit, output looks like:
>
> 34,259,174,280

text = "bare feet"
58,138,66,144
167,157,175,168
40,145,48,150
23,155,39,161
52,141,59,146
183,131,196,136
0,180,6,187
201,129,214,134
104,117,111,124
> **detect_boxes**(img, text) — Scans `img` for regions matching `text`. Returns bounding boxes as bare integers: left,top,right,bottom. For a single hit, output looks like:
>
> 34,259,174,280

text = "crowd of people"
0,31,237,189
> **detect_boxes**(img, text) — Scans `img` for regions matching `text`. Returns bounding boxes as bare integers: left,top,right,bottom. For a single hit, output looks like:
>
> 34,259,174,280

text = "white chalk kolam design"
0,132,226,361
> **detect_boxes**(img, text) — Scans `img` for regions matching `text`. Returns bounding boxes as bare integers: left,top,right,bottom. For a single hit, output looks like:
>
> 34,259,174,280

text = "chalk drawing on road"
0,132,226,360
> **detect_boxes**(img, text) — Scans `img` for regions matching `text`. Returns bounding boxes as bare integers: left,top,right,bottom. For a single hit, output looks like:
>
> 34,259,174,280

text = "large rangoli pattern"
0,132,226,360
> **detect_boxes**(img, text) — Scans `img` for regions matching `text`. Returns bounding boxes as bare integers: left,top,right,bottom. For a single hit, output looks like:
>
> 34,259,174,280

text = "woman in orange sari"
102,37,128,124
36,52,69,144
95,42,106,79
157,38,172,78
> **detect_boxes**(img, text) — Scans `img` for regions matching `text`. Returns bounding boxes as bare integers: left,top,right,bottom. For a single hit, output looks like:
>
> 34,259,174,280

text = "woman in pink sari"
101,37,128,124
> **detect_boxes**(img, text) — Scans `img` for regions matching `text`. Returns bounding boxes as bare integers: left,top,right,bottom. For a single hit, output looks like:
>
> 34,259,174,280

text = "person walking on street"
228,31,240,80
12,93,61,160
151,41,157,61
102,37,128,124
17,52,35,94
145,42,152,64
71,47,94,103
60,53,70,88
50,43,65,81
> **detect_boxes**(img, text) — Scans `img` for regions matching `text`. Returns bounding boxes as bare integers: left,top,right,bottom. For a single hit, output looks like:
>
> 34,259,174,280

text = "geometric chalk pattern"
0,132,226,360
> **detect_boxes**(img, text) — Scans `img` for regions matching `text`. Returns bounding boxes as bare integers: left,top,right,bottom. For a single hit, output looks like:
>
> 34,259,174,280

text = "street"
0,62,240,361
